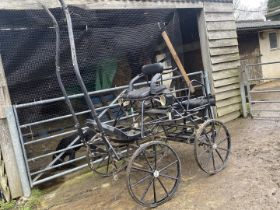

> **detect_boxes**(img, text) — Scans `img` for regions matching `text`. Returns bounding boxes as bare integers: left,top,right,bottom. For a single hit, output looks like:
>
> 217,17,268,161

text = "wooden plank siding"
203,2,241,122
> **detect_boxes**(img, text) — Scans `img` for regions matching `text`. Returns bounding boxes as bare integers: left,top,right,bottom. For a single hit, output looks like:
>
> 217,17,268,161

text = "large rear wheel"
194,119,231,174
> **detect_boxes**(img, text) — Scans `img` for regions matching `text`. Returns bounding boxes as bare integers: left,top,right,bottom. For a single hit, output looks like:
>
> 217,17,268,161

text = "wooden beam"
208,31,237,40
217,103,241,117
216,96,242,108
204,12,235,22
214,76,240,88
209,46,239,56
211,53,240,64
216,89,241,100
212,60,240,72
204,2,234,13
197,7,217,118
218,111,241,123
0,0,203,10
209,38,238,48
214,83,240,94
0,56,23,199
212,68,239,80
206,21,236,31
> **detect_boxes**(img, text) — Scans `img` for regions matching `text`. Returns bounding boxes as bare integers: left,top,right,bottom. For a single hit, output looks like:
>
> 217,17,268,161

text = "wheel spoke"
153,178,157,203
157,177,168,196
214,125,222,140
215,149,224,164
159,173,178,180
131,166,153,174
140,178,154,201
197,147,211,158
217,147,230,153
153,144,157,169
217,137,228,146
143,151,154,171
201,152,212,169
202,130,211,143
212,151,216,171
106,154,110,174
159,160,178,172
198,139,212,146
131,173,152,188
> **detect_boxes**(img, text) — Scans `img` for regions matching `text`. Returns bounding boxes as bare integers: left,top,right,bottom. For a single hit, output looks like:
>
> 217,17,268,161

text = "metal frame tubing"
58,0,119,158
245,61,280,119
42,4,83,138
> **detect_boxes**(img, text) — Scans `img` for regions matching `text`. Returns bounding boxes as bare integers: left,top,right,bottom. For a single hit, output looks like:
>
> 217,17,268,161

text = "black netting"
0,7,183,124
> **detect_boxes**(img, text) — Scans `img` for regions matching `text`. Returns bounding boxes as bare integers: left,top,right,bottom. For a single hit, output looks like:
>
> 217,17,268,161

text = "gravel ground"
39,117,280,210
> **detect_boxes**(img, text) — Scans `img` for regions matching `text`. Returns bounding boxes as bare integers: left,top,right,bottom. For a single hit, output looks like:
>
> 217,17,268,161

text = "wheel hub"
212,143,217,149
153,170,159,178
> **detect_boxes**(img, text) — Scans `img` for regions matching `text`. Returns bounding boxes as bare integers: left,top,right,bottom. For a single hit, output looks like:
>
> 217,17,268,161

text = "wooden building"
237,20,280,79
0,0,241,200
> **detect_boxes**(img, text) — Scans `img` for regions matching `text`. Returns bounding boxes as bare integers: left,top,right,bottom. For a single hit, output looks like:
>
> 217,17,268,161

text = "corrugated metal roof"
237,21,280,31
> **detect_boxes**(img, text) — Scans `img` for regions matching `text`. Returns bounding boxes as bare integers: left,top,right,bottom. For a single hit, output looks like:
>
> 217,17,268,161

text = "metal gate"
10,71,207,191
241,61,280,120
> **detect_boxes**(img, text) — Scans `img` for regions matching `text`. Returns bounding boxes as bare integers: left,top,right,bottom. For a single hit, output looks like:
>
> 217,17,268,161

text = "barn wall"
199,2,241,122
238,32,262,81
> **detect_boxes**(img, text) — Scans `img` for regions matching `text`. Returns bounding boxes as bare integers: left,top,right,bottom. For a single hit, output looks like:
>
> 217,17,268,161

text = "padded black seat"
142,63,163,76
124,63,166,100
86,119,142,143
124,87,150,99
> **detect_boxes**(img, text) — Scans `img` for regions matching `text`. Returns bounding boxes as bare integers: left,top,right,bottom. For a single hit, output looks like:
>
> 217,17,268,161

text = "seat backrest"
141,63,163,76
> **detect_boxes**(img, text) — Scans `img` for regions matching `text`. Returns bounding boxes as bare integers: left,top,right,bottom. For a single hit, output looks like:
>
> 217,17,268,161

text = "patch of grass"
0,200,16,210
0,189,43,210
21,189,42,210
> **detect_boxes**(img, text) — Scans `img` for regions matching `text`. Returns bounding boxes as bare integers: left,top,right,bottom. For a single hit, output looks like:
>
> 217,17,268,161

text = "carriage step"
145,109,168,115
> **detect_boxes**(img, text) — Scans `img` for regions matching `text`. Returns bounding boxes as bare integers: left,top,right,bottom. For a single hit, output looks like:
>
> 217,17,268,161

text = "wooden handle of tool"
162,31,195,93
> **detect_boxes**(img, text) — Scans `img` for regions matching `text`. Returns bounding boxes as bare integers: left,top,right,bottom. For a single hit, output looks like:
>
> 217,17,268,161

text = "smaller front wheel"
127,141,181,208
86,137,126,177
194,119,231,175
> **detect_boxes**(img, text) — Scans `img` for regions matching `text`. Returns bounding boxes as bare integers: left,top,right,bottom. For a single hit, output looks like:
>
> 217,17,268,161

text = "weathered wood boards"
200,2,241,122
0,56,23,200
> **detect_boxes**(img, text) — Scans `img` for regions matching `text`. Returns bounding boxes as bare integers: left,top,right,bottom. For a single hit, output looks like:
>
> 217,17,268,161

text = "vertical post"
0,55,24,199
6,107,31,196
197,9,217,118
244,65,252,117
240,66,248,117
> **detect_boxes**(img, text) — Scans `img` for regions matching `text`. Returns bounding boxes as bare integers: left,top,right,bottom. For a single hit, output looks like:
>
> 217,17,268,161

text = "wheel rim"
195,120,231,174
127,141,181,207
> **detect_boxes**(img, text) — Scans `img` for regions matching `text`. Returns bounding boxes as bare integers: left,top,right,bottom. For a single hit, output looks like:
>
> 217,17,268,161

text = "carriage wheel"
194,119,231,175
86,139,126,177
127,141,181,208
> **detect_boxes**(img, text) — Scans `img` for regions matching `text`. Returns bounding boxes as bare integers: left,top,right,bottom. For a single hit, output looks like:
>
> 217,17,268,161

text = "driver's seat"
124,63,167,100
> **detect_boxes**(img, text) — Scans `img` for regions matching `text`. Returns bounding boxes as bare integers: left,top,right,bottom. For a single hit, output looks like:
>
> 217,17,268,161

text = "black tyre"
194,119,231,174
127,141,181,208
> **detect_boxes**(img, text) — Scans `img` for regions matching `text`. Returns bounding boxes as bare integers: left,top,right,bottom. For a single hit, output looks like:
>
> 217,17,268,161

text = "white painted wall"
259,29,280,78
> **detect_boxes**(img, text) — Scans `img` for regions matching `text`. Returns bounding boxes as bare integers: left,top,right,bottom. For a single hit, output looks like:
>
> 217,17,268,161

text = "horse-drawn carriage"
44,1,231,207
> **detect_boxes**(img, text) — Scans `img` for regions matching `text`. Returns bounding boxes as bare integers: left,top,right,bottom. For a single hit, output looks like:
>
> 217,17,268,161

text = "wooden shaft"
162,31,195,93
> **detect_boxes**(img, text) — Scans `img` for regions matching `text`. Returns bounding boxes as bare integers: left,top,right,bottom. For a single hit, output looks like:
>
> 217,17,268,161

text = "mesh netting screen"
0,6,183,124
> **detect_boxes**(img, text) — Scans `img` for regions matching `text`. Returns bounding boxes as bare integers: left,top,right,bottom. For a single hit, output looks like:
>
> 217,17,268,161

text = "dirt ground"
38,117,280,210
